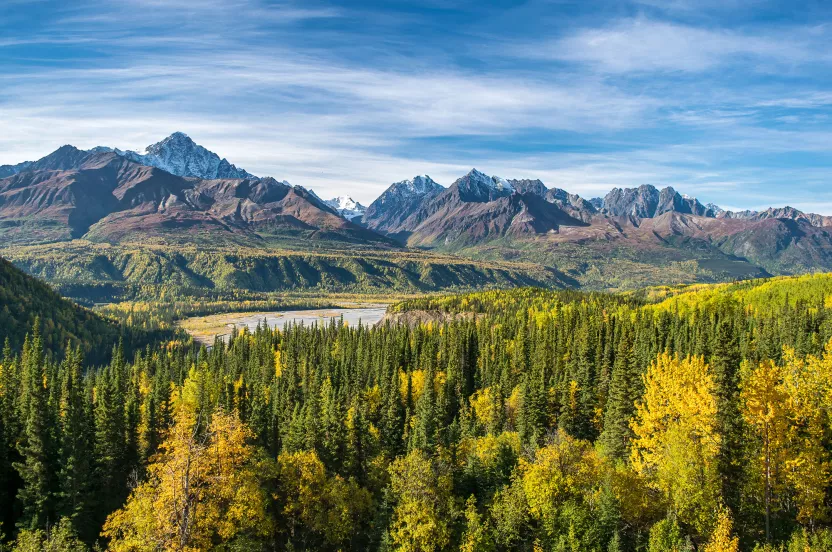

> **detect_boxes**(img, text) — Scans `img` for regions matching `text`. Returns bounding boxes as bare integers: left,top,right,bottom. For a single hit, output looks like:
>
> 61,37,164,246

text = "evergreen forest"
3,274,832,550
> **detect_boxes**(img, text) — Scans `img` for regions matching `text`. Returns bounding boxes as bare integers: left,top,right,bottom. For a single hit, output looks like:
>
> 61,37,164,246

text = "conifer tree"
14,329,53,530
600,333,637,461
56,347,94,538
94,360,127,523
710,320,744,520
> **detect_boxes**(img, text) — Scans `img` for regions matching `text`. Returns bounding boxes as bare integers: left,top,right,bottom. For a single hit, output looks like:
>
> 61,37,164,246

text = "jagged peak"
457,169,515,193
146,131,195,152
389,175,442,195
113,132,257,180
466,168,489,179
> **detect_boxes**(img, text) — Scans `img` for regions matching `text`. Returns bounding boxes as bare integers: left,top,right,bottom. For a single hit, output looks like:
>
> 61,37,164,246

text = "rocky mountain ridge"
4,133,832,282
0,147,386,246
114,132,257,180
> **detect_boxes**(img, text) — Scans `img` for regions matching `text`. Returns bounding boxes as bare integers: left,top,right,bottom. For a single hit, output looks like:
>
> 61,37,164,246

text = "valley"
2,132,830,303
3,133,832,552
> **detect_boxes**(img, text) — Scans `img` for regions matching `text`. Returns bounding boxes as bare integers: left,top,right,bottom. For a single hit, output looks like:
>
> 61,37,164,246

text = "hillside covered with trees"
3,274,832,550
0,256,127,362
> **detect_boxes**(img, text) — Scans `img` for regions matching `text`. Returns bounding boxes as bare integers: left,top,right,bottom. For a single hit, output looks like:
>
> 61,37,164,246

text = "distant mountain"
601,184,712,220
388,169,587,247
325,196,366,221
0,149,390,246
362,175,444,235
0,160,33,178
544,188,597,222
507,178,547,196
7,133,832,288
114,132,257,180
358,168,832,280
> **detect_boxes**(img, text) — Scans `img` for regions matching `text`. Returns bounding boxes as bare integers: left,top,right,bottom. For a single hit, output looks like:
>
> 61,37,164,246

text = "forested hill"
0,255,122,361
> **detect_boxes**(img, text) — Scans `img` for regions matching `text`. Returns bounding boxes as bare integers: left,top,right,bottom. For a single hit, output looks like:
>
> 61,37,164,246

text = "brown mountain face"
388,170,588,247
362,175,444,237
0,149,392,246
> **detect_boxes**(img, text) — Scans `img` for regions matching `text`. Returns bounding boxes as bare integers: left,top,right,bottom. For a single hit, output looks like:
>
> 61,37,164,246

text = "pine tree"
599,333,636,461
710,320,744,517
14,329,53,530
381,369,404,458
56,347,94,538
93,361,127,523
412,362,437,453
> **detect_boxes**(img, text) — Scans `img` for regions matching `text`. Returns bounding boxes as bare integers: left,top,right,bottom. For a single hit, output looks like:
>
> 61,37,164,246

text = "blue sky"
2,0,832,211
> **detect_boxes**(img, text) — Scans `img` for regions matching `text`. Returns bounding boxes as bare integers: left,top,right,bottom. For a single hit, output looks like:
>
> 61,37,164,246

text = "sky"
2,0,832,211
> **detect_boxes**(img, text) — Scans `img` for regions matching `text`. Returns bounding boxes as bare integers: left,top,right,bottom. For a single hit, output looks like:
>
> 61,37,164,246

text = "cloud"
537,19,820,73
3,0,832,212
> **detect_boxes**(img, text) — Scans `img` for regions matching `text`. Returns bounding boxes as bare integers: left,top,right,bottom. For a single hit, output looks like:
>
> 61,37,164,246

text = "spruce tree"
56,347,94,539
599,333,636,461
710,320,744,519
14,329,53,530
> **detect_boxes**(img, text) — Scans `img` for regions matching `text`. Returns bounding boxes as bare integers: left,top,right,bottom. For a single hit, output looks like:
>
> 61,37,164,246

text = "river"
180,306,389,345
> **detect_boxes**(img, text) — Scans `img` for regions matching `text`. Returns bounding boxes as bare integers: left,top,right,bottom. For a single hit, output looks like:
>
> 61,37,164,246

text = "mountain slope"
385,169,587,247
360,169,832,284
4,241,575,300
0,255,121,359
362,175,444,235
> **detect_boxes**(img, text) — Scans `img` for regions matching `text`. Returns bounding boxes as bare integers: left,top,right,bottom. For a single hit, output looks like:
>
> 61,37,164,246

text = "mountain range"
0,136,384,246
2,131,832,289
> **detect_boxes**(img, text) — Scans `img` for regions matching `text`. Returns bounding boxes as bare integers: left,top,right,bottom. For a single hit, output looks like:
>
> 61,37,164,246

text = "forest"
3,274,832,550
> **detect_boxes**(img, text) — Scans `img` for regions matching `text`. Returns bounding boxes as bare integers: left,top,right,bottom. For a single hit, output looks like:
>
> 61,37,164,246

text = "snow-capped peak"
492,176,515,193
390,175,441,195
114,132,257,180
324,195,366,219
465,169,515,193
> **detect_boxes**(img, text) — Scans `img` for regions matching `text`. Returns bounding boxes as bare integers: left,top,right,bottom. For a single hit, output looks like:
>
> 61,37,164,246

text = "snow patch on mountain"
325,196,366,219
492,176,515,193
379,175,443,204
114,132,257,180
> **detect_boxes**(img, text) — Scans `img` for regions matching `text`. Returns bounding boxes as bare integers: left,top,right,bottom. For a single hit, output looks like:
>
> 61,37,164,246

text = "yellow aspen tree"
702,509,739,552
389,449,454,552
521,430,601,539
277,450,372,547
460,495,495,552
103,408,272,551
780,346,832,525
740,359,788,542
630,352,721,536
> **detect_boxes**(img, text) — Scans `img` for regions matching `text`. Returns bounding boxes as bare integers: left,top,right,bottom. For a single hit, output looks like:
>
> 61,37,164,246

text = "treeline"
3,280,832,550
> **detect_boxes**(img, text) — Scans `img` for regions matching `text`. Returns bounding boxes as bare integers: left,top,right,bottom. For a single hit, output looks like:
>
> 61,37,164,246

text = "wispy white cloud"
3,0,832,212
537,19,823,73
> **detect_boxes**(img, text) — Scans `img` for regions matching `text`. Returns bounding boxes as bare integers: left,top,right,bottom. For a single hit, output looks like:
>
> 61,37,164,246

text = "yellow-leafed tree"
630,352,721,536
102,406,273,551
740,359,789,542
779,345,832,525
389,449,455,552
702,509,739,552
